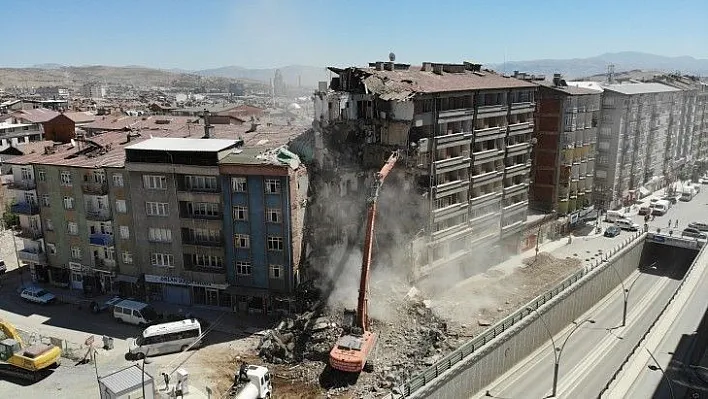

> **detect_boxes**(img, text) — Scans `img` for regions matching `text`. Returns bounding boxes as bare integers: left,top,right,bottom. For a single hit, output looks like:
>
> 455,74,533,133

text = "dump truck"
232,364,272,399
0,319,62,381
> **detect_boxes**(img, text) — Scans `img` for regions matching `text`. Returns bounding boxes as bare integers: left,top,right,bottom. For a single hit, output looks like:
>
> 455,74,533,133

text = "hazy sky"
4,0,706,69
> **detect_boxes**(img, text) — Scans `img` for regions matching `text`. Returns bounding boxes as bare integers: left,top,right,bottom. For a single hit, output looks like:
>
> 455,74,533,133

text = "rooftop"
125,137,237,152
12,108,60,123
536,80,602,95
331,64,536,100
602,82,680,95
82,115,200,132
566,81,605,93
62,111,96,124
99,365,149,394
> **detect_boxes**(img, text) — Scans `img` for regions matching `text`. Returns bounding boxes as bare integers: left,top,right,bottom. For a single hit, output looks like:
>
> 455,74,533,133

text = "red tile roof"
12,108,60,123
62,111,96,124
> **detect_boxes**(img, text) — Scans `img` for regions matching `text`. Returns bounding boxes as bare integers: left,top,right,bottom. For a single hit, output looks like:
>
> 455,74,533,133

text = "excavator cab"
0,339,20,361
342,309,356,333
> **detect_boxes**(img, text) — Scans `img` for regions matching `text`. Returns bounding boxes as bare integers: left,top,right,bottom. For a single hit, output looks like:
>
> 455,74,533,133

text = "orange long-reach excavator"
329,151,399,373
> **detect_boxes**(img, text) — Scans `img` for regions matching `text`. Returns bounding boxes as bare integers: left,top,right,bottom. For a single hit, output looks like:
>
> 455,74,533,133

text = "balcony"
509,102,535,114
180,212,222,220
503,200,528,214
89,233,114,247
503,183,529,197
471,171,502,187
504,163,531,178
432,203,468,224
472,149,502,163
8,179,36,191
11,202,40,215
182,237,224,247
17,229,43,240
435,132,472,150
433,156,471,174
184,262,226,275
507,122,534,136
469,191,502,207
506,142,531,157
82,182,109,195
86,209,111,221
474,126,505,141
476,104,507,117
434,179,469,199
438,108,474,120
93,257,116,271
18,249,47,263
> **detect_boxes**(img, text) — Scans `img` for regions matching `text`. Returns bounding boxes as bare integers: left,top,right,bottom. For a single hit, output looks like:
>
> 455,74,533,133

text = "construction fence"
15,327,96,363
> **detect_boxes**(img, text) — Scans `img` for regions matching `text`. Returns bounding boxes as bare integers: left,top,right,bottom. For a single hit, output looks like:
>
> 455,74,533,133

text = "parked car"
700,178,708,185
615,219,641,231
687,222,708,232
638,205,651,215
20,286,57,304
682,228,708,240
661,195,678,205
604,225,621,237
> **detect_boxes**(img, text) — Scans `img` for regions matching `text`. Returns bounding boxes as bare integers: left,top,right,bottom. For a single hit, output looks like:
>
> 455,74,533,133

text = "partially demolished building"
311,61,537,282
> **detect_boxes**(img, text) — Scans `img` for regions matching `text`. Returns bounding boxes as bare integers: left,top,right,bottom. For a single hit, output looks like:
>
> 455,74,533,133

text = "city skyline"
2,0,706,70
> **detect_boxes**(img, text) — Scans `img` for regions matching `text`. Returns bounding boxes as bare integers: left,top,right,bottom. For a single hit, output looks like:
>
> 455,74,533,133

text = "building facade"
531,77,601,217
312,61,537,282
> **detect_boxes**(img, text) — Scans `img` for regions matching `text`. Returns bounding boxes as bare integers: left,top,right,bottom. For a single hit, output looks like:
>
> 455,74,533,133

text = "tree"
2,205,19,229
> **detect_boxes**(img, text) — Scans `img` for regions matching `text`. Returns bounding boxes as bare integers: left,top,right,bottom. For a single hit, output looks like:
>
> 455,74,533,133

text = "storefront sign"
69,262,83,272
646,233,700,250
144,274,228,290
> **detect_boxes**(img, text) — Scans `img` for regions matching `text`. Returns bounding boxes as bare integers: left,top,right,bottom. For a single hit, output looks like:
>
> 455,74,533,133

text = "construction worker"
675,219,679,228
668,219,672,228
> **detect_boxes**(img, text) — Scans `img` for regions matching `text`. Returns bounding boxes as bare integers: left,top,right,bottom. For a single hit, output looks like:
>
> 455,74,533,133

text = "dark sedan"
682,227,708,240
687,222,708,232
604,225,621,237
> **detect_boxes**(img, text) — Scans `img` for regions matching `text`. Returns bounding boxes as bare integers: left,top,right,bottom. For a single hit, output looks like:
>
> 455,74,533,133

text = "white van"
128,319,202,358
615,219,640,231
651,200,671,216
605,210,629,223
113,300,158,326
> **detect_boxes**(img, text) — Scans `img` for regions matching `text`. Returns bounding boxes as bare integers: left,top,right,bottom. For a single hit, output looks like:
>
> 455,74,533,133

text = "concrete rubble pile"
257,310,339,365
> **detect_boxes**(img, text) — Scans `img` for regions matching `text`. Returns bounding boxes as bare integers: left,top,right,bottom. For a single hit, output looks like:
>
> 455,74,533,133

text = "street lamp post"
607,263,642,327
527,307,595,397
141,349,152,398
535,211,557,263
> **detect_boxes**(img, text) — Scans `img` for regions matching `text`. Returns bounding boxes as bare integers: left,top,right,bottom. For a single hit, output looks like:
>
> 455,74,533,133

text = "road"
604,229,708,398
473,184,708,399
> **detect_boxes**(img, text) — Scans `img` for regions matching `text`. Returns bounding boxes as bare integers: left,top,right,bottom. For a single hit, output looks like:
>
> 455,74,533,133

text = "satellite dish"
389,52,396,62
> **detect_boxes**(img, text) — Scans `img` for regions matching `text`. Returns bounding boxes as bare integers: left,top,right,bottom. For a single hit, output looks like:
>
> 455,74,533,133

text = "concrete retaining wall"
411,238,645,399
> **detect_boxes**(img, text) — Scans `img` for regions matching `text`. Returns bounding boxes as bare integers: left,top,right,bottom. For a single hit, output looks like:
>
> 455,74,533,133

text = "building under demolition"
310,61,537,284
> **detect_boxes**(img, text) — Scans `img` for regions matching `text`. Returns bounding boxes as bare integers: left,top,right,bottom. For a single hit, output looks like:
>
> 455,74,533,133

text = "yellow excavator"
0,319,62,381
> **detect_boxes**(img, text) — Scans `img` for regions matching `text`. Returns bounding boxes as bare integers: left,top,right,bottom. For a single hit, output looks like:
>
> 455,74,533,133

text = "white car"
20,286,57,304
615,219,641,231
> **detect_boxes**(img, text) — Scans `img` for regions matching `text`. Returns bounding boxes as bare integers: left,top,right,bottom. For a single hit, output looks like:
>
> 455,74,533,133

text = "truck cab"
234,365,272,399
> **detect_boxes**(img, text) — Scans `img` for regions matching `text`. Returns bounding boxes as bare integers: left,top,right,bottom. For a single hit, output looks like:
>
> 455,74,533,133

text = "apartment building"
220,146,308,314
124,138,237,307
592,82,681,209
312,61,537,281
531,76,601,218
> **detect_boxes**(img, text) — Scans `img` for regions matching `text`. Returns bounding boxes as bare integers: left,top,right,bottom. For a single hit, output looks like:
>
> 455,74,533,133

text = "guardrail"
397,230,646,397
598,236,707,396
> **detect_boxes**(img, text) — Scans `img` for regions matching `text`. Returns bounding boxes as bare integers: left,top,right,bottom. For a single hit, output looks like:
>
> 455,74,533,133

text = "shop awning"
114,275,139,284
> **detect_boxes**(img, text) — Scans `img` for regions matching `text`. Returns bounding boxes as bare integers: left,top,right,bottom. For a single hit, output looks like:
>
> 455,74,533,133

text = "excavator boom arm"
356,151,399,330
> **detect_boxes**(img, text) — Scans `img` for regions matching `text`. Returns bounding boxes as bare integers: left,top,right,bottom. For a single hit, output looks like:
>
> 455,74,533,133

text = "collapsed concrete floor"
251,250,584,398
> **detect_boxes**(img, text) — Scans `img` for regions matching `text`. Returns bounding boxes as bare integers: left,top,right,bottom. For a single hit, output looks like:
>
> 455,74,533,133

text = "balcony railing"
472,149,501,163
182,237,224,247
433,156,471,174
93,257,116,270
180,212,222,220
183,263,226,274
435,132,471,149
17,229,43,240
11,202,40,215
89,233,114,247
82,182,109,195
86,210,111,221
8,179,36,191
18,249,47,263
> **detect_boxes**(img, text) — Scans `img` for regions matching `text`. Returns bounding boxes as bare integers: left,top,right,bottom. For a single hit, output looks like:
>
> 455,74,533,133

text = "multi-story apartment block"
312,61,537,280
592,82,681,209
124,138,238,307
531,76,601,217
220,146,309,314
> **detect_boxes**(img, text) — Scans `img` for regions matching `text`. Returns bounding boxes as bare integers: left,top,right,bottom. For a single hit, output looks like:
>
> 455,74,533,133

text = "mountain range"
4,52,704,90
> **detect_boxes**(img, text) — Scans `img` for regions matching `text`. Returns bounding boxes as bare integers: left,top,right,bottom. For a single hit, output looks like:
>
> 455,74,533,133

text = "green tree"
2,205,19,229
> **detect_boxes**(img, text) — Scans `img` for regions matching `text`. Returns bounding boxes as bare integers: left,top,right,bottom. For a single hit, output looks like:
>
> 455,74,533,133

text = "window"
44,218,54,231
67,222,78,235
122,251,133,264
146,202,169,216
267,236,284,251
150,253,174,267
236,261,252,276
148,228,172,243
191,254,223,268
20,167,31,180
41,194,50,207
60,171,72,186
185,175,218,191
266,208,281,223
232,177,247,192
233,206,248,221
112,173,124,187
119,225,130,239
264,178,280,194
63,196,75,210
37,168,46,182
115,199,127,213
189,228,220,243
71,246,82,259
188,202,219,217
269,264,283,279
143,175,167,190
234,234,250,249
47,243,56,255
